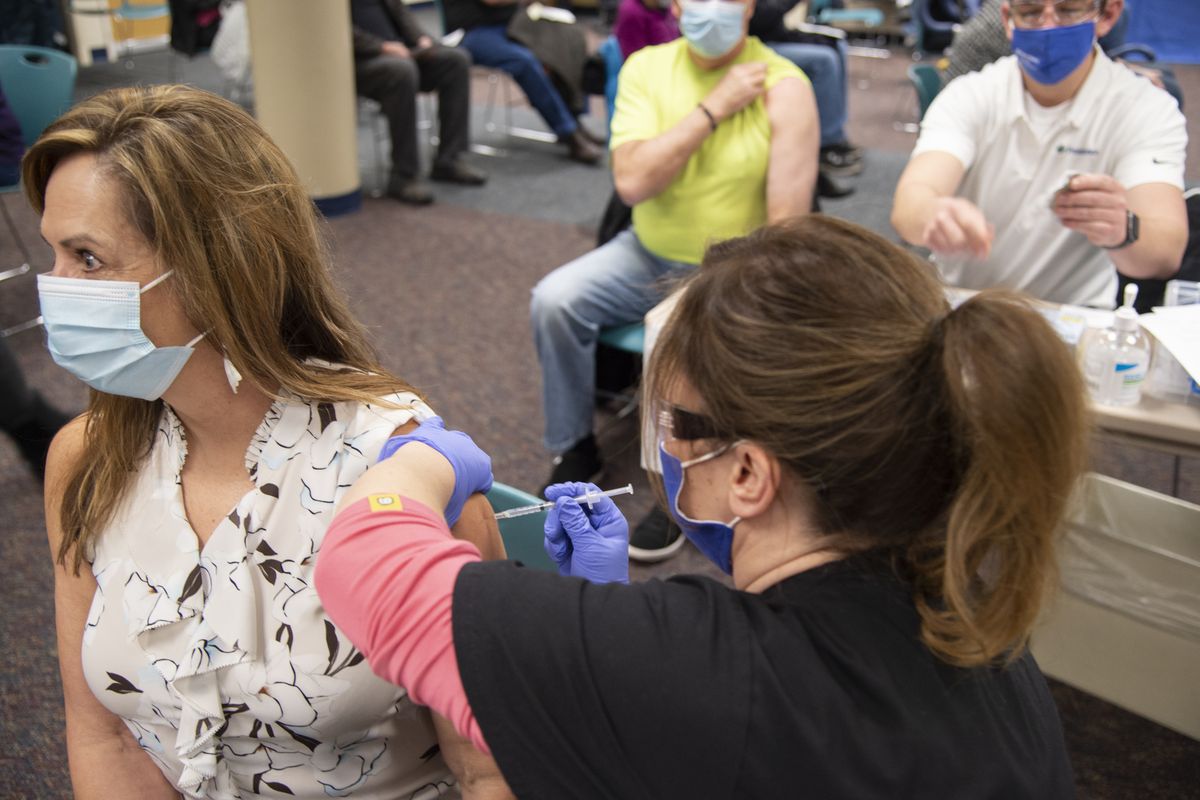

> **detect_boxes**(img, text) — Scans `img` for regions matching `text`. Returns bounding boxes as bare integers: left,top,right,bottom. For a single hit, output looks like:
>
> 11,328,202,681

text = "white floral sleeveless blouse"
81,390,459,799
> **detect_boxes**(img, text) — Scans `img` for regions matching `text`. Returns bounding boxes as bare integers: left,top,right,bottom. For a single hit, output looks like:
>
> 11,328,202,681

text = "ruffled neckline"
161,392,289,483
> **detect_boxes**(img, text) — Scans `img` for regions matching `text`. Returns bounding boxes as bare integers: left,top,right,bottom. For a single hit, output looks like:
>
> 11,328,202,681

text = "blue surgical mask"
37,271,203,401
1011,20,1096,86
659,440,742,574
679,0,746,59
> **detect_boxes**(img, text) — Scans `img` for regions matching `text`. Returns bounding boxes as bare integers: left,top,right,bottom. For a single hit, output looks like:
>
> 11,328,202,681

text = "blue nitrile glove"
378,416,493,527
543,481,629,584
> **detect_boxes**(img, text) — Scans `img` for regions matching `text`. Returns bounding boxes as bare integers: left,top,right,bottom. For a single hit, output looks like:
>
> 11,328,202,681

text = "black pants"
354,46,472,184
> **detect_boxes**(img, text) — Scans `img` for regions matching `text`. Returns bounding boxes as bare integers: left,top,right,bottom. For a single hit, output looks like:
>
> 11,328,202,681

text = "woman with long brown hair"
316,214,1088,797
31,85,507,799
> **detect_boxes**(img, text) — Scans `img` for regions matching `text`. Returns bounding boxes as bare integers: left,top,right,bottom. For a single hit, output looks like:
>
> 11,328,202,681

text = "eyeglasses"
1009,0,1100,28
655,404,725,442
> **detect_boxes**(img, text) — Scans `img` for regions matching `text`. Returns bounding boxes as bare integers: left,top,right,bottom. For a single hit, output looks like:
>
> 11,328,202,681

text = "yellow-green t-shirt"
609,37,806,265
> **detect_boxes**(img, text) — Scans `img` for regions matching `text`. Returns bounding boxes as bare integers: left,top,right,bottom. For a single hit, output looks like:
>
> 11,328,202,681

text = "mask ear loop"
677,439,746,528
139,270,175,294
139,268,241,393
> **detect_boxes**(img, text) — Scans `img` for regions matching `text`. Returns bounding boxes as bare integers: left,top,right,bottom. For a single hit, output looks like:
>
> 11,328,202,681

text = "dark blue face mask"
659,440,742,574
1011,19,1096,86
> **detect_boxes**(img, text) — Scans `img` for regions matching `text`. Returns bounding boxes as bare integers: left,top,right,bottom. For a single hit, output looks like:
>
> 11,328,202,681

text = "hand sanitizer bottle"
1082,284,1151,407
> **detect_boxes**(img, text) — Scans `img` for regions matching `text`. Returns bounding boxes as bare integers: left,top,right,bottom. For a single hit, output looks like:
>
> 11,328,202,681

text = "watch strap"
1103,209,1139,250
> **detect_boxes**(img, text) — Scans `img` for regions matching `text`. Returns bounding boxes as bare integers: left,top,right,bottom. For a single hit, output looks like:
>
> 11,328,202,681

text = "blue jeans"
461,24,578,138
531,229,692,452
768,40,849,148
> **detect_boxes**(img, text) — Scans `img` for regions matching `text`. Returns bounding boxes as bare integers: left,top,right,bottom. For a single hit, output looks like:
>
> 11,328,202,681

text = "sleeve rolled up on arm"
314,496,491,753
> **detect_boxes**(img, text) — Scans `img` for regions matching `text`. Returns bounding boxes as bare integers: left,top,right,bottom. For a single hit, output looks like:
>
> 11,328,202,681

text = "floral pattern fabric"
81,390,459,799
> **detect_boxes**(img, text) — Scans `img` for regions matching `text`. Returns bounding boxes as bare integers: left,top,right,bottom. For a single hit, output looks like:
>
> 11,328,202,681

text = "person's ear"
1000,1,1014,44
726,442,779,520
671,0,683,20
744,0,756,24
1095,0,1123,39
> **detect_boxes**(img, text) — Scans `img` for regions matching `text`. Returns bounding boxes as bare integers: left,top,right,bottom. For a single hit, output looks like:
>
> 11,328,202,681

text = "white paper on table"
1138,305,1200,383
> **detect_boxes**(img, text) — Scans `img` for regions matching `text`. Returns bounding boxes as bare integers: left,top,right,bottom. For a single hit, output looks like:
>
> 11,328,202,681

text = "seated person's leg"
460,25,603,164
530,229,687,486
418,46,489,184
355,55,430,204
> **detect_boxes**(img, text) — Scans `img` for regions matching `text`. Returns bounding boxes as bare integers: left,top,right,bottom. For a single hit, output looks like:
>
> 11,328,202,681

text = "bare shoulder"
766,75,814,119
44,412,89,546
46,413,88,487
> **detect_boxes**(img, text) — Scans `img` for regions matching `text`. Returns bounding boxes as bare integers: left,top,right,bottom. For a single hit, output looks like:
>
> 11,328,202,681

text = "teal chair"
598,35,623,137
809,0,886,29
907,63,942,122
597,321,644,422
598,321,644,355
0,45,77,336
487,482,558,572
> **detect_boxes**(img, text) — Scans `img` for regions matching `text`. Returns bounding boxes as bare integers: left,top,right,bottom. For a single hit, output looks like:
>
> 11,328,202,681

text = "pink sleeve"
314,496,491,753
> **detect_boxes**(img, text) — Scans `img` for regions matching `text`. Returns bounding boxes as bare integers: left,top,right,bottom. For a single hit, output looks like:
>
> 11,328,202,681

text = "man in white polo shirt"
891,0,1188,308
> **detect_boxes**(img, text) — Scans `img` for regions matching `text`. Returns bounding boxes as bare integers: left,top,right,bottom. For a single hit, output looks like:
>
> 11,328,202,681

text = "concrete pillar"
246,0,361,216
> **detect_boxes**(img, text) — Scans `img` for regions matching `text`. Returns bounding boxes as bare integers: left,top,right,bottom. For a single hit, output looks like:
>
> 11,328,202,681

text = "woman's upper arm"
45,417,179,798
451,494,507,561
432,712,515,800
765,76,819,221
384,422,506,560
45,416,104,725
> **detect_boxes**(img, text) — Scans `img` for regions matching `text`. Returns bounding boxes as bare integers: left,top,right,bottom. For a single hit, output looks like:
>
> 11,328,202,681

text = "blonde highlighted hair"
645,215,1089,667
25,85,420,574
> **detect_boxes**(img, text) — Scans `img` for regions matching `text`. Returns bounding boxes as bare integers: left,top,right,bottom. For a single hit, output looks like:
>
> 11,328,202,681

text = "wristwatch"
1104,210,1140,250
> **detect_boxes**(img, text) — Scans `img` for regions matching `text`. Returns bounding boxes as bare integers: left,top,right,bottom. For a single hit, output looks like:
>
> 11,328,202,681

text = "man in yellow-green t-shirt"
531,0,819,555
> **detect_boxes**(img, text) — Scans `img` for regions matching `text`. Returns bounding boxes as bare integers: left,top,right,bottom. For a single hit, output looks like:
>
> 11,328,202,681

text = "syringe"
493,484,635,520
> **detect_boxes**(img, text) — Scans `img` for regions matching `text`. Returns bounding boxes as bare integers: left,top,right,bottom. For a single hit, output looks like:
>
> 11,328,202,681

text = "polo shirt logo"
1056,145,1100,156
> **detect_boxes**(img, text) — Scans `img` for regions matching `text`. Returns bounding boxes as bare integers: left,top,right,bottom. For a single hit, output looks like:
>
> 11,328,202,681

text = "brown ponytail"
646,215,1089,667
912,293,1089,665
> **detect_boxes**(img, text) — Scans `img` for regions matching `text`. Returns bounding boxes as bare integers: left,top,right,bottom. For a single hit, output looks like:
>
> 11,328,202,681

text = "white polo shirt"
912,48,1187,308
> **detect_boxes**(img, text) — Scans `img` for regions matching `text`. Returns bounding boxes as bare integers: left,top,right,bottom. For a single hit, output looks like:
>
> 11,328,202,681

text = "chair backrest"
907,63,942,121
486,482,558,572
598,35,623,130
0,46,77,149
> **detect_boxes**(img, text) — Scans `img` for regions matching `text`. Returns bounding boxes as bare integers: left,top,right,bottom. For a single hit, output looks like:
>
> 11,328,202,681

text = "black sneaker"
628,507,685,563
817,170,854,199
386,178,435,206
430,159,488,186
542,434,603,495
819,143,864,177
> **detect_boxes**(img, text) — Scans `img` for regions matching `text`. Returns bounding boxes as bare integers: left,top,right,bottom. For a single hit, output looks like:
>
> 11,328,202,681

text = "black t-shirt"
442,0,516,33
350,0,402,40
452,556,1074,799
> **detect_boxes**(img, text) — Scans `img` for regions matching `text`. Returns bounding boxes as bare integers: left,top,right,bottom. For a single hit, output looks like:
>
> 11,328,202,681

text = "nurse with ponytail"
318,215,1085,798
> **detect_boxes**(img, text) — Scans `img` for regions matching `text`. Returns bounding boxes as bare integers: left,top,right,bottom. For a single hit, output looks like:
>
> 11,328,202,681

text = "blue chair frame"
486,482,559,572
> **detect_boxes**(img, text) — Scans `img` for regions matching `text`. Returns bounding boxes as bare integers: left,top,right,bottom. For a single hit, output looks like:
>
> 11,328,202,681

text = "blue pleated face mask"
1011,19,1096,86
37,270,203,401
659,440,743,574
679,0,747,59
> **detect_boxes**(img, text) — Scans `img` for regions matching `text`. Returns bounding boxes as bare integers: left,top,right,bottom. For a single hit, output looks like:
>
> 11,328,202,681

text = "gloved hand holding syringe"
494,484,634,520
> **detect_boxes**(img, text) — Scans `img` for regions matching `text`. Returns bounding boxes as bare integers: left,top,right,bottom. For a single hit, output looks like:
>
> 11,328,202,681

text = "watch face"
1128,210,1140,244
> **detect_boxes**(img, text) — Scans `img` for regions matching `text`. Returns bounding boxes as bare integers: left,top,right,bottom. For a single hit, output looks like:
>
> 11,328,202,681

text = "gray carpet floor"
2,35,1199,799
